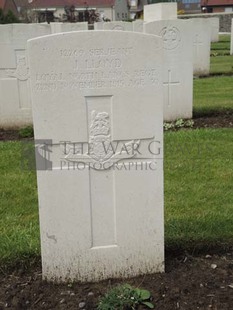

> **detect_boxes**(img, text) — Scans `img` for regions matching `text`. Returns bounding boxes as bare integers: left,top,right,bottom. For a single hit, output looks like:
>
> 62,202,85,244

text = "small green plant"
98,284,154,310
0,9,20,24
19,126,34,138
163,119,194,131
163,122,175,131
175,118,185,128
185,119,194,128
211,51,218,57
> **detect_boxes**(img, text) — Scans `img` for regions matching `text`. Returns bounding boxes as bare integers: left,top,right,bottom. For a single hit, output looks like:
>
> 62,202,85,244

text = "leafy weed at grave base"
18,126,34,138
97,284,154,310
163,119,194,131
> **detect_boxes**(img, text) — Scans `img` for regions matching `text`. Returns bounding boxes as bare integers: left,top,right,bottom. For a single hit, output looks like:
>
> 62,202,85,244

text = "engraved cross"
163,69,180,107
193,34,203,57
62,98,144,251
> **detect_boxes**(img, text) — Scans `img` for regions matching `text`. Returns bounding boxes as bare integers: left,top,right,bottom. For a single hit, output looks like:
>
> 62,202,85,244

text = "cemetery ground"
0,35,233,309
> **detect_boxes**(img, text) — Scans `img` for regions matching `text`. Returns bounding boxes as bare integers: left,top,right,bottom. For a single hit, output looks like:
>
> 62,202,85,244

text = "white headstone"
144,3,177,23
133,20,144,33
28,31,164,282
191,19,211,76
208,17,219,42
103,21,133,31
144,20,193,121
51,22,88,33
0,24,51,128
94,22,104,30
231,19,233,55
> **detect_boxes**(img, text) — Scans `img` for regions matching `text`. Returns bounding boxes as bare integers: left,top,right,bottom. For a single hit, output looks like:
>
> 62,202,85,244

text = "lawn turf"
211,34,230,56
0,128,233,266
165,128,233,251
193,76,233,116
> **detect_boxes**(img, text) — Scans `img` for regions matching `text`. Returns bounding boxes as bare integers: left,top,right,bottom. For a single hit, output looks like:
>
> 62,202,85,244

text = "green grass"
193,76,233,115
210,56,233,75
0,142,39,266
0,129,233,265
210,35,233,73
211,35,230,56
210,35,233,74
194,37,233,115
165,129,233,250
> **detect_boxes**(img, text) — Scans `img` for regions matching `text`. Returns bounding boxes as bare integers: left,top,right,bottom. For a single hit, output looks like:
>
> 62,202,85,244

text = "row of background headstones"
4,4,232,283
0,3,230,128
0,22,88,128
231,21,233,55
95,17,214,121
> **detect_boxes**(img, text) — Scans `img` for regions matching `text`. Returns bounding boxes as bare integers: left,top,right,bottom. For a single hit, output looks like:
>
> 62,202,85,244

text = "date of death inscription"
34,47,160,92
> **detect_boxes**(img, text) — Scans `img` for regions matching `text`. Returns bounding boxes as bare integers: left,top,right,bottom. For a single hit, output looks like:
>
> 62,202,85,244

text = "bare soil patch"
1,253,233,309
193,111,233,129
0,129,20,141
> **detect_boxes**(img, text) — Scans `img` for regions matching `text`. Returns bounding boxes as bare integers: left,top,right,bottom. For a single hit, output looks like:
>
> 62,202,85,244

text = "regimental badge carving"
89,111,112,162
64,110,140,170
6,56,29,81
159,26,181,50
112,25,124,31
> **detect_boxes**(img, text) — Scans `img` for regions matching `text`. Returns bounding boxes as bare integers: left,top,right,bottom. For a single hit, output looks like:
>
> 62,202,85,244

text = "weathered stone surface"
179,12,233,33
208,17,219,42
103,21,133,31
144,3,177,23
191,18,211,76
0,24,51,128
51,22,88,33
28,31,164,282
132,20,144,33
144,19,193,121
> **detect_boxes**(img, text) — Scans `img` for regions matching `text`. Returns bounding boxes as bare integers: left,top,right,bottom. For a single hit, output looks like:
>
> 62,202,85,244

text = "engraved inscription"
61,95,156,248
60,47,133,57
6,56,29,81
64,110,139,170
34,46,159,91
159,26,181,50
112,25,125,31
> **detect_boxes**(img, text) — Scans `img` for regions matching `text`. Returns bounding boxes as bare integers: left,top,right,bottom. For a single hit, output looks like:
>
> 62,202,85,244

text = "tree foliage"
0,9,20,24
63,5,101,23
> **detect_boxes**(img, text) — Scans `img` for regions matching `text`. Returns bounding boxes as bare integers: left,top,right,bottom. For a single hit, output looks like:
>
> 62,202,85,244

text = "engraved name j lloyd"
80,58,122,70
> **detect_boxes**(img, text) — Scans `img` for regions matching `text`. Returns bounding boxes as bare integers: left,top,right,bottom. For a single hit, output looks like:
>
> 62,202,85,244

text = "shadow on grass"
193,108,233,118
0,254,40,276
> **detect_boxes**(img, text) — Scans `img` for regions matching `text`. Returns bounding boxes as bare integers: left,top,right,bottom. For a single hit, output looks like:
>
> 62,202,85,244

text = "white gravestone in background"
103,21,133,31
133,20,144,33
144,20,193,121
94,22,104,30
28,31,164,282
231,19,233,55
208,17,219,42
51,22,88,33
144,3,177,23
0,24,51,127
191,19,211,76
